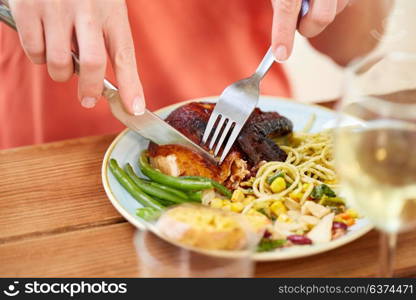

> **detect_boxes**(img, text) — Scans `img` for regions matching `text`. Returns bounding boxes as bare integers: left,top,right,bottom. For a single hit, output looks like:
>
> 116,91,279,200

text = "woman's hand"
10,0,145,115
271,0,351,62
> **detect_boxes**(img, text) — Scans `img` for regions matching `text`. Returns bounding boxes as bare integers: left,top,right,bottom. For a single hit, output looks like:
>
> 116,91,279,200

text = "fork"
201,48,275,164
202,0,310,164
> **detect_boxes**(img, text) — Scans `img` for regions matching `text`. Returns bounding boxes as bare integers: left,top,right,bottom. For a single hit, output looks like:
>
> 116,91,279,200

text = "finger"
104,4,145,115
9,0,45,64
75,17,107,109
43,14,74,82
298,0,337,38
271,0,302,62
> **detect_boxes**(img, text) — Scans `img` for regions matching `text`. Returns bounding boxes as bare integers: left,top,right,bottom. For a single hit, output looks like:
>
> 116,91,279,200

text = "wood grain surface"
1,220,415,277
0,135,122,241
1,107,415,277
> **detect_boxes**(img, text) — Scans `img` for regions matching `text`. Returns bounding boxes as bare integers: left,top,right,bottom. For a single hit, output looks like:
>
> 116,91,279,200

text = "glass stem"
379,231,397,277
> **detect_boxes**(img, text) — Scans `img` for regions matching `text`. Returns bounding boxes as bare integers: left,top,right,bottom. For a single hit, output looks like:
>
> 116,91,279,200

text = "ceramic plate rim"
101,96,373,261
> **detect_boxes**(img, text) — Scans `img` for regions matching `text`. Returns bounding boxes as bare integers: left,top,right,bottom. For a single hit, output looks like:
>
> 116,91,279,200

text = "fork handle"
254,47,275,80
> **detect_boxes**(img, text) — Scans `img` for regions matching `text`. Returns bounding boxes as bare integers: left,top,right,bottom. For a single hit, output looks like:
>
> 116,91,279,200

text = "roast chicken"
148,102,293,188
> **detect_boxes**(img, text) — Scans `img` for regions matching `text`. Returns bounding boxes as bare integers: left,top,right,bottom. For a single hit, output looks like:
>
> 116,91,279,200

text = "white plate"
101,96,372,261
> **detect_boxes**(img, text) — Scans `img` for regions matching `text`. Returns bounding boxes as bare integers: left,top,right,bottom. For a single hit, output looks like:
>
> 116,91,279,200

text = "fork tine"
213,120,234,156
202,111,220,144
219,124,242,164
209,116,226,150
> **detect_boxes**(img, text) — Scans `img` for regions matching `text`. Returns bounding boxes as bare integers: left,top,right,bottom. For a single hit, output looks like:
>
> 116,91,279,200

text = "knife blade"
102,79,217,164
0,1,216,165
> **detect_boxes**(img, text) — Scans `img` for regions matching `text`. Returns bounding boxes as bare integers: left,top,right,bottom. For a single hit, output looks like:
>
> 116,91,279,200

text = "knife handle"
70,53,119,100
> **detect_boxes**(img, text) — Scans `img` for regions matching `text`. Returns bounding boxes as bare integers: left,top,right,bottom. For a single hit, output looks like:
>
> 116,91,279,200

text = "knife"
0,1,216,164
102,78,217,165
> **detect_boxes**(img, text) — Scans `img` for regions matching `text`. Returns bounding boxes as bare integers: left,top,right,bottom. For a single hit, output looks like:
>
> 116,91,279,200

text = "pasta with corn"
206,128,360,250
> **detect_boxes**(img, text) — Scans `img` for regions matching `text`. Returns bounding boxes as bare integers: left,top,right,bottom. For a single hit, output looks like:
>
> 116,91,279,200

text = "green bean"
147,181,189,200
187,191,203,202
139,152,213,191
136,207,162,221
125,163,188,204
109,159,164,210
154,198,177,206
180,176,232,198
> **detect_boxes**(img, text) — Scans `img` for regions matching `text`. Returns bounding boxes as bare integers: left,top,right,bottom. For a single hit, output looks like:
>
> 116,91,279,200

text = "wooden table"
1,102,416,277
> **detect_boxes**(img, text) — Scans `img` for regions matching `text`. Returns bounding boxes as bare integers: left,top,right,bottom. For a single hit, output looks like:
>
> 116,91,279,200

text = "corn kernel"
277,214,289,222
246,195,256,201
210,198,223,209
231,202,244,213
231,189,245,202
325,179,338,185
222,204,231,211
243,196,256,206
304,223,315,230
247,209,261,216
346,208,359,218
254,201,268,210
243,199,251,206
289,191,303,201
270,201,287,216
334,216,346,224
295,229,305,235
270,177,286,193
302,183,311,192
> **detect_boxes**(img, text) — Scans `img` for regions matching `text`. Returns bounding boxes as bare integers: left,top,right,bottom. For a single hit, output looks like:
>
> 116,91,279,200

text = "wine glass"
133,230,255,277
133,203,258,277
335,52,416,277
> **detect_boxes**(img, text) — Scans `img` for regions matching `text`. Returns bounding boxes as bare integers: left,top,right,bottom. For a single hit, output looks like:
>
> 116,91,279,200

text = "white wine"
340,52,416,277
336,123,416,232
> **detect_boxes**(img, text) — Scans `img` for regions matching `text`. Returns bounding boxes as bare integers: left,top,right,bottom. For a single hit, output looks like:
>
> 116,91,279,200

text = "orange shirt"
0,0,291,150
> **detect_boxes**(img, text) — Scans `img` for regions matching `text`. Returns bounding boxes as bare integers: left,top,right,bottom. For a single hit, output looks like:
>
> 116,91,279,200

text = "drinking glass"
335,52,416,277
133,230,254,277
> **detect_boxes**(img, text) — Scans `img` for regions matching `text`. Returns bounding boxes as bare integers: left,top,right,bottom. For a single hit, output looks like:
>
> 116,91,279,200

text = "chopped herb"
318,195,345,206
136,207,162,221
240,188,254,194
257,238,286,252
310,184,336,199
327,205,345,215
258,208,270,217
267,172,285,185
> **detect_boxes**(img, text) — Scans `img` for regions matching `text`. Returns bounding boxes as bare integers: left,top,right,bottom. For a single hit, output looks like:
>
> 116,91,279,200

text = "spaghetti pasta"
240,129,337,213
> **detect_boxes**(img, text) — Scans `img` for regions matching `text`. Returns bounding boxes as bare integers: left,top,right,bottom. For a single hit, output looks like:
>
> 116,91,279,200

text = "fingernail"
81,97,97,108
132,96,145,115
274,45,288,63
